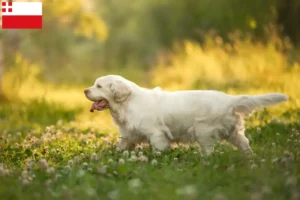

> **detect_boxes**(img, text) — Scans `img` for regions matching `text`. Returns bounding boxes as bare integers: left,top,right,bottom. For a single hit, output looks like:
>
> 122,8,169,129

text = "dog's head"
84,75,132,112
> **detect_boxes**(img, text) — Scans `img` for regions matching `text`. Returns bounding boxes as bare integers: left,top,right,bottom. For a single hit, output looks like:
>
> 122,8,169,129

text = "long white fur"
84,75,288,155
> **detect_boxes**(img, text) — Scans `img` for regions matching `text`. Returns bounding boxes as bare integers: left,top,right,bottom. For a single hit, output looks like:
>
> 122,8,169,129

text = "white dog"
84,75,288,155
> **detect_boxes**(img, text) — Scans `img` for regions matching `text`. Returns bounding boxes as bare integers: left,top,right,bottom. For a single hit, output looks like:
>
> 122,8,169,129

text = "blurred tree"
277,0,300,46
0,0,107,101
96,0,279,70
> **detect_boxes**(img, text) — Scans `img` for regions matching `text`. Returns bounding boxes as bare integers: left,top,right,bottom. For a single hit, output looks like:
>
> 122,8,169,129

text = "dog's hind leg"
227,132,253,155
194,120,217,156
226,113,253,155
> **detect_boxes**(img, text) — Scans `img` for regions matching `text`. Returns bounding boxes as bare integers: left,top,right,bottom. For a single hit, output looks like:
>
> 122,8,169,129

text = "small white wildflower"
46,167,55,174
21,179,30,185
86,188,96,197
107,189,119,200
0,164,9,176
128,178,142,189
250,164,258,169
138,152,143,157
272,142,276,146
64,165,71,172
73,156,80,165
285,176,297,187
176,185,197,197
108,159,114,164
227,164,235,172
128,155,137,162
272,158,279,163
138,155,148,162
123,151,129,157
76,169,85,178
57,119,63,126
90,153,98,161
276,132,280,136
261,185,272,195
21,170,29,177
257,127,261,134
173,158,178,162
39,159,48,170
118,159,125,165
25,160,33,170
54,174,62,181
151,159,158,166
82,162,88,169
0,167,5,176
80,153,85,157
261,159,266,163
68,160,74,166
98,166,108,174
155,151,161,156
27,176,33,182
131,151,136,156
50,149,56,155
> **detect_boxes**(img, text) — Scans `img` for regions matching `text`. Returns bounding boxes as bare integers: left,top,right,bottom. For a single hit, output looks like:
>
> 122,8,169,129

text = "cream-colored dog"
84,75,288,155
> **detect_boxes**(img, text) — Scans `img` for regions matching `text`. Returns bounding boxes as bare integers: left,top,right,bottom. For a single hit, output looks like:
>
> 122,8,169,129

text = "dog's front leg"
116,129,135,151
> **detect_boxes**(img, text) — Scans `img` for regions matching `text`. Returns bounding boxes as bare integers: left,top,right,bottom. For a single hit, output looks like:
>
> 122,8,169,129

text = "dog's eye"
97,84,102,88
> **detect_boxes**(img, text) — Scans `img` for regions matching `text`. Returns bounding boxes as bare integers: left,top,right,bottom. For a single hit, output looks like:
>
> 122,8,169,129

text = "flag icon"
1,1,42,29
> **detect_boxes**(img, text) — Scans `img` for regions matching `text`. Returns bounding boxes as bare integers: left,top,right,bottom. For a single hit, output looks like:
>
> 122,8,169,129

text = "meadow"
1,33,300,200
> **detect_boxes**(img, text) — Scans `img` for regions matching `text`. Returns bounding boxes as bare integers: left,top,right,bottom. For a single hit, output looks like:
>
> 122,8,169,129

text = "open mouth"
90,99,109,112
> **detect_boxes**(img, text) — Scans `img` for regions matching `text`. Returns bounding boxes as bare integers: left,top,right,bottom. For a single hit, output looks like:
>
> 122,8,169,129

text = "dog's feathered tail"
233,93,288,116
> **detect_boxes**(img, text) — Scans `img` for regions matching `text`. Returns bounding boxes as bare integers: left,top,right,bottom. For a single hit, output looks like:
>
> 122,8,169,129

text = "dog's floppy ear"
110,80,132,103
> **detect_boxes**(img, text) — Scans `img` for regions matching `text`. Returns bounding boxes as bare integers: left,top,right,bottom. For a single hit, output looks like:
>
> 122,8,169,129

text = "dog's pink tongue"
90,100,107,112
90,102,97,112
98,100,107,107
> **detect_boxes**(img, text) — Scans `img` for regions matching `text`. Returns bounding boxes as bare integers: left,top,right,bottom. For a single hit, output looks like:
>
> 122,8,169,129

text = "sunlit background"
1,0,300,133
1,1,300,199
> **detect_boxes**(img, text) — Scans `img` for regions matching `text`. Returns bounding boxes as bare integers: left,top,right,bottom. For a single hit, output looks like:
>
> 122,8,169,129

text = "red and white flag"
1,1,42,29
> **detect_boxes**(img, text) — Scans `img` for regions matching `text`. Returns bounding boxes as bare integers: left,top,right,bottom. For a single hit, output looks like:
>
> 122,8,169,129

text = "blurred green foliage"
1,0,300,88
1,2,300,198
0,99,79,133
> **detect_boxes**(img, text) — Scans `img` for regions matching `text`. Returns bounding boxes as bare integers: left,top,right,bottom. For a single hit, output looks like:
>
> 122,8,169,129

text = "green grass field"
0,99,299,200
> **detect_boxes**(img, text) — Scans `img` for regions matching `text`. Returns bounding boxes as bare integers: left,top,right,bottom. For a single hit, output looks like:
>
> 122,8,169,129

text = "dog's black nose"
84,89,89,94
